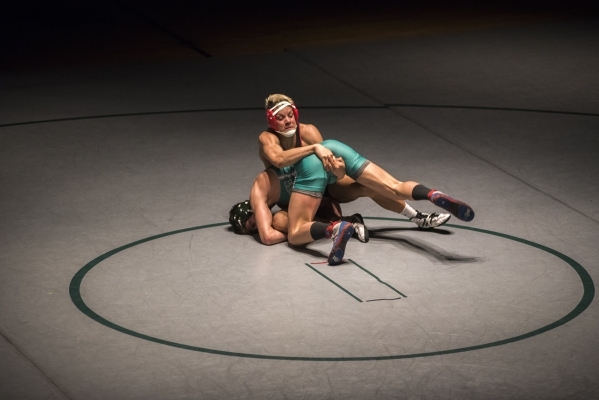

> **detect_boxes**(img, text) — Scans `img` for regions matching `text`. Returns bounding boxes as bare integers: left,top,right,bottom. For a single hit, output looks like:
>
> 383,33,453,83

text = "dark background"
2,0,597,71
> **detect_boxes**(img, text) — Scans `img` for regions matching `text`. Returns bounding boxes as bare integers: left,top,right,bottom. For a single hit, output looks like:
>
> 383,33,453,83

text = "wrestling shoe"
410,211,451,229
327,221,355,266
349,213,369,243
429,190,475,222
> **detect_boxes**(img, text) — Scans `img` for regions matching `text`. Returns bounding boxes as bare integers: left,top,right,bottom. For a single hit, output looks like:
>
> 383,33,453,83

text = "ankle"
324,221,337,239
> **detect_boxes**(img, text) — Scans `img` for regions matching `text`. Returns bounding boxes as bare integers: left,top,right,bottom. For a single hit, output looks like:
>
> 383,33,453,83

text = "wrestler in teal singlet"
268,165,296,207
293,139,370,197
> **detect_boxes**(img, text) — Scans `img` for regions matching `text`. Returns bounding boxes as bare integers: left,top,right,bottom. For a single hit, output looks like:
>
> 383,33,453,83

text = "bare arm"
301,124,336,170
259,124,335,169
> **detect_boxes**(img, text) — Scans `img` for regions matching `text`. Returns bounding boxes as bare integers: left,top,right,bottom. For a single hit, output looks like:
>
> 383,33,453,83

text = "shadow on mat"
369,229,480,264
283,227,479,264
370,226,453,235
287,243,328,259
233,224,479,264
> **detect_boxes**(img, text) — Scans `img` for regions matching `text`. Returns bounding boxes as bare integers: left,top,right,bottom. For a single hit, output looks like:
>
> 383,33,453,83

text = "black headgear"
229,200,253,234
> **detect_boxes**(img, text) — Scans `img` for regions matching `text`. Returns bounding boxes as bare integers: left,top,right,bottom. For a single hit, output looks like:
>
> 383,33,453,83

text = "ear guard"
266,101,299,132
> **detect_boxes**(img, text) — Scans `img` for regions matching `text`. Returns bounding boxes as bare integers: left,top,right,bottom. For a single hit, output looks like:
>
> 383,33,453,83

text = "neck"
278,132,296,150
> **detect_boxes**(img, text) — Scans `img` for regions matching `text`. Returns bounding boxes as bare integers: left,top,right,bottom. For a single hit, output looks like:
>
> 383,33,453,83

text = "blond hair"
265,94,294,110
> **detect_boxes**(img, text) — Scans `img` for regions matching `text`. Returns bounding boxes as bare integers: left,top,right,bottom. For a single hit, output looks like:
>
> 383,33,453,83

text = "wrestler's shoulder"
300,123,322,142
252,168,270,185
258,129,278,143
300,122,318,132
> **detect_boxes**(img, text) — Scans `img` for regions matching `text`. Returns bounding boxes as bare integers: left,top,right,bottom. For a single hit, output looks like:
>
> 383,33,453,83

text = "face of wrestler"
275,106,296,134
245,214,257,234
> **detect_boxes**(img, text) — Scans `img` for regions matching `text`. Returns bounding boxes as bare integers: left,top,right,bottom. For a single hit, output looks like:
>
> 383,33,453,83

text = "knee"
259,231,280,246
390,182,409,199
395,181,416,196
288,230,302,246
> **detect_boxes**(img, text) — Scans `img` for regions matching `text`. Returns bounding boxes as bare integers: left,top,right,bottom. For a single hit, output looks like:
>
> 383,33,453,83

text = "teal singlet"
292,139,370,197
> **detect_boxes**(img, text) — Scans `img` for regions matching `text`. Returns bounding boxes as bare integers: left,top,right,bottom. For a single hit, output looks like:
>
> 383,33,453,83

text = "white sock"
401,203,418,219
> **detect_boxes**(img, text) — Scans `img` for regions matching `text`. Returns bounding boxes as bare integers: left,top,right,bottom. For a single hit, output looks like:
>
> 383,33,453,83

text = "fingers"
324,154,336,171
329,157,346,179
315,145,336,171
330,157,343,170
326,156,339,171
322,156,333,171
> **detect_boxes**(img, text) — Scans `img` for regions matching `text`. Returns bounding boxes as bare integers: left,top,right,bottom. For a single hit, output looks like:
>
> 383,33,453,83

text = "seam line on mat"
0,329,72,400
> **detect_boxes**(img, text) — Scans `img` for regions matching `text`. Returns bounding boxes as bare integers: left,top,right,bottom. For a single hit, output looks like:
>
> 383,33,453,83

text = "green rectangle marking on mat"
304,263,363,302
305,260,405,302
348,259,407,298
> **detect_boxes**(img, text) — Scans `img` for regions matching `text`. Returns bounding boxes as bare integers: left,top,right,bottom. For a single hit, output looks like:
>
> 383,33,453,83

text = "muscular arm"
250,173,287,245
258,124,335,169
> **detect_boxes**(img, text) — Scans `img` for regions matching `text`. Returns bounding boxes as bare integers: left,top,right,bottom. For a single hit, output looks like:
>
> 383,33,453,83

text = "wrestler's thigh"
357,163,409,200
320,139,368,179
327,176,377,203
287,192,321,234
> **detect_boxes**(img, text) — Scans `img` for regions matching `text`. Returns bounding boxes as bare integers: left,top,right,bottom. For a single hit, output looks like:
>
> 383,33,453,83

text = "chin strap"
277,127,297,137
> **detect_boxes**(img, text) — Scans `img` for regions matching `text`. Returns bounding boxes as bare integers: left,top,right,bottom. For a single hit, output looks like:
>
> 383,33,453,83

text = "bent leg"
327,176,370,203
328,175,409,213
287,153,331,245
322,140,418,203
371,194,408,214
287,155,357,262
287,192,322,245
356,162,419,201
358,163,475,221
323,140,474,222
321,139,369,180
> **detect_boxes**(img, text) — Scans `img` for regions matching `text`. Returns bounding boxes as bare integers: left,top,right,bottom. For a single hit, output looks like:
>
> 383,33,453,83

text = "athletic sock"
310,222,330,240
400,203,418,219
412,184,433,201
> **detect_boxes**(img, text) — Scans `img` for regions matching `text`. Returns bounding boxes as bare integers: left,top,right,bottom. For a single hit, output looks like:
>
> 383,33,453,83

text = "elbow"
260,231,283,246
270,157,286,169
261,236,277,246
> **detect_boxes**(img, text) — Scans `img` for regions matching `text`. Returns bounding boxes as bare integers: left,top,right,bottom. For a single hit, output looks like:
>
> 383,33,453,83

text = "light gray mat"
0,334,66,400
1,17,598,400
